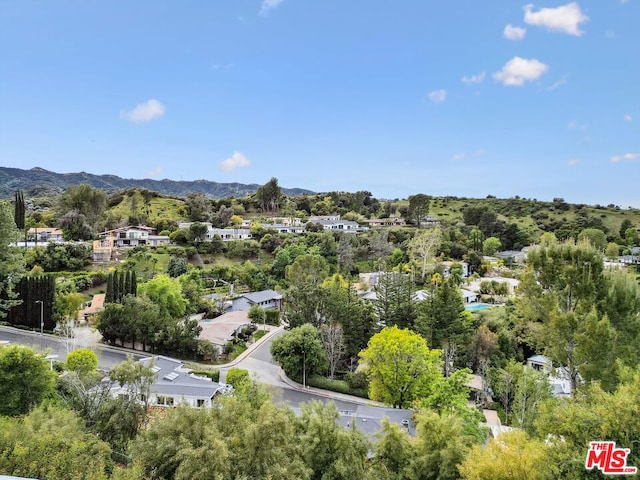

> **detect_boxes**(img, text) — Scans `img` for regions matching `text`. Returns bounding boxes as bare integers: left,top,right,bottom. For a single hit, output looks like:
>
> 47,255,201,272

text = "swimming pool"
465,303,493,311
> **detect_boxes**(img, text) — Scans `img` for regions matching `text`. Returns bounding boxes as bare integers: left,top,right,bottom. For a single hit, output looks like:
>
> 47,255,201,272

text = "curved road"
0,325,370,412
0,326,145,369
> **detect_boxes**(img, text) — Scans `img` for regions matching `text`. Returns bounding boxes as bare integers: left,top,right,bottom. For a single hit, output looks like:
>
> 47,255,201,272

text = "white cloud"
568,120,588,130
524,2,589,36
503,24,527,40
493,57,549,86
428,89,447,104
568,159,580,166
462,72,486,85
260,0,285,15
611,153,640,163
452,152,467,161
148,166,164,177
120,99,166,123
605,30,617,39
624,114,633,121
547,76,568,91
218,151,251,171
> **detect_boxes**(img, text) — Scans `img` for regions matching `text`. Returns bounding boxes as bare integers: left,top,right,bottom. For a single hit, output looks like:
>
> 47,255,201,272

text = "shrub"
345,370,369,390
190,369,220,382
306,375,368,399
264,309,281,326
226,368,249,388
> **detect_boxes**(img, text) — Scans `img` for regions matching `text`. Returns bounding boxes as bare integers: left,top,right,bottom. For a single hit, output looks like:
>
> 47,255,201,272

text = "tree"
416,278,470,376
184,192,212,222
0,344,56,416
337,234,355,273
54,291,84,352
459,431,553,480
0,405,113,479
14,189,25,246
577,227,607,251
0,201,25,318
270,324,327,382
359,326,443,408
625,227,639,247
407,193,430,227
132,383,309,480
319,323,346,380
469,227,483,252
138,274,187,319
285,253,329,287
619,219,634,239
167,256,188,278
534,366,640,478
407,410,481,480
297,401,369,480
517,240,613,394
66,348,98,377
605,241,620,259
189,222,208,245
482,236,502,256
255,177,283,212
373,272,416,329
408,229,441,282
58,183,107,226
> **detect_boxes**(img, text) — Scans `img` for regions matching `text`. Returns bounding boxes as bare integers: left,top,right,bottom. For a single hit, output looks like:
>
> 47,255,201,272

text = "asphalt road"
0,326,144,369
1,325,367,412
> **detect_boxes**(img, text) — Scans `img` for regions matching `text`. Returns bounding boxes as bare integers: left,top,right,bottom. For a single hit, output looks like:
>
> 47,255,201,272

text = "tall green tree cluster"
105,270,138,303
517,239,640,393
0,200,25,319
4,274,56,331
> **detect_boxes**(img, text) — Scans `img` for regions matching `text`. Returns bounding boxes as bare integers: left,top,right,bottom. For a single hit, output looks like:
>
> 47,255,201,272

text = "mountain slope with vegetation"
0,166,314,199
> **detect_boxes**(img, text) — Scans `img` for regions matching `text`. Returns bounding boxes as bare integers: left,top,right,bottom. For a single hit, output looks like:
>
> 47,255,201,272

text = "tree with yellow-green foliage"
359,326,442,408
458,431,553,480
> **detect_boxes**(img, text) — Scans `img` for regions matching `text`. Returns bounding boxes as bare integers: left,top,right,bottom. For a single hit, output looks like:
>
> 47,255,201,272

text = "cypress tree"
105,273,114,303
14,190,25,247
124,270,132,297
131,271,137,297
113,271,121,303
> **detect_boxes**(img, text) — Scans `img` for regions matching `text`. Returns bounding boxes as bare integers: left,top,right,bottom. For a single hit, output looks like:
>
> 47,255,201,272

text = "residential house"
27,227,64,243
440,261,469,278
198,310,252,351
230,289,283,312
290,404,416,439
111,356,230,408
77,294,105,322
366,217,406,227
460,289,479,303
314,219,368,233
526,354,572,397
97,226,170,248
496,250,528,264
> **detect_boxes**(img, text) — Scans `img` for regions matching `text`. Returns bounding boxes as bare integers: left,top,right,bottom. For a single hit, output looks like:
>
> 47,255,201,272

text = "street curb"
277,369,384,407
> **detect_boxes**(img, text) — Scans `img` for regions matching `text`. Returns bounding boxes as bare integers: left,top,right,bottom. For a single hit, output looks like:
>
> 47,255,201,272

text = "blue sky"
1,1,638,206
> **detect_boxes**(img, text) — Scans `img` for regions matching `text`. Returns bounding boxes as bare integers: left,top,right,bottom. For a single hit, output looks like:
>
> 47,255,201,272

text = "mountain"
0,167,314,199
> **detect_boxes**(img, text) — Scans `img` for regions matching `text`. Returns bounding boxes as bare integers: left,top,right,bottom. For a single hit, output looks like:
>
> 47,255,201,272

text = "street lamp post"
302,349,306,389
35,300,43,335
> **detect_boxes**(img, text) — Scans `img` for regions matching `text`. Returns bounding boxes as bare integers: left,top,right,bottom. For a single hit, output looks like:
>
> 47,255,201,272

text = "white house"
96,225,170,248
112,356,230,408
460,289,479,303
526,354,572,397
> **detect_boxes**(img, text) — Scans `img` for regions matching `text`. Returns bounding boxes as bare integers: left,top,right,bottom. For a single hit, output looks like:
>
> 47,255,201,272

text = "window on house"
157,396,175,406
197,399,205,408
